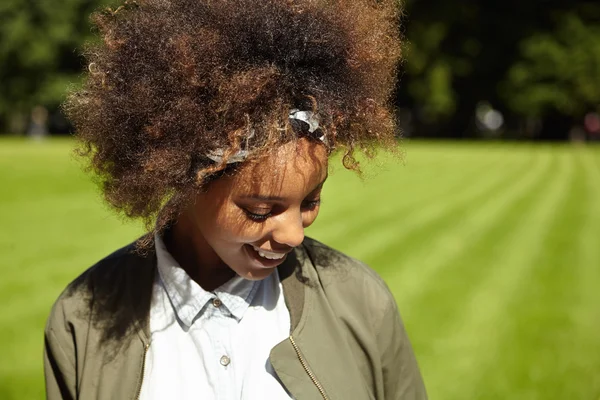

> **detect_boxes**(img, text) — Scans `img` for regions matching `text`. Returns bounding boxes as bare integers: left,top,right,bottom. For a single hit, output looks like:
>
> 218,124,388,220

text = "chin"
222,246,283,281
227,265,273,281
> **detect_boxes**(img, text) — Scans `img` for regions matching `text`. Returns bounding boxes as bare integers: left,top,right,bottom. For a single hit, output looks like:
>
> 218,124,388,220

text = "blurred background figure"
27,106,48,140
584,111,600,141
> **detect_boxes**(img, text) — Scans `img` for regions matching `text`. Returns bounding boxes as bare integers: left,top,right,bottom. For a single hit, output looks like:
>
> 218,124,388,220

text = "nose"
272,210,305,248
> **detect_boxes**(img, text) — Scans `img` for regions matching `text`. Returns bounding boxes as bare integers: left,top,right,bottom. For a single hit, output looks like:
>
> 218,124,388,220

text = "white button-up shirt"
139,236,293,400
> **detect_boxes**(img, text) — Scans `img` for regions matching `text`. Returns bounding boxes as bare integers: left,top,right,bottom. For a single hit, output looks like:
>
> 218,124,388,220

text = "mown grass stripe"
314,144,529,257
345,151,534,262
319,141,511,217
565,148,600,397
393,147,561,367
423,149,574,400
376,147,553,307
1,140,598,400
474,147,599,399
315,150,520,252
313,143,508,239
403,148,562,346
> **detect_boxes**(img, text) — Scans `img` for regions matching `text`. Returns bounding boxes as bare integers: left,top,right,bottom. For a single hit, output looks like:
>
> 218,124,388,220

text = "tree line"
1,0,599,139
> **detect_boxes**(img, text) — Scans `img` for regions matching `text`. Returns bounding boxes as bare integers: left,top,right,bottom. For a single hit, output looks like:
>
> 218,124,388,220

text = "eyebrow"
241,174,328,202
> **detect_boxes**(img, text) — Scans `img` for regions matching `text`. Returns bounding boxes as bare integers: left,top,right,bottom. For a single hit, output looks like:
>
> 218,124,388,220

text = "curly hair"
65,0,403,238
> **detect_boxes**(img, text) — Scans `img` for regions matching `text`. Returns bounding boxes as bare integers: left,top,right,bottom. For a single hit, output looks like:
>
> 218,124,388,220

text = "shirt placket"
210,295,236,400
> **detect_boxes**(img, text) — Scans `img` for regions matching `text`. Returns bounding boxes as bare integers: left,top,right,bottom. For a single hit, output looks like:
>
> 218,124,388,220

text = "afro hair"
65,0,403,236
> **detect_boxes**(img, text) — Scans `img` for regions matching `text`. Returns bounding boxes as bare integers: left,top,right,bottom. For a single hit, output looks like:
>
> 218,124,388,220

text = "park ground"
1,138,599,399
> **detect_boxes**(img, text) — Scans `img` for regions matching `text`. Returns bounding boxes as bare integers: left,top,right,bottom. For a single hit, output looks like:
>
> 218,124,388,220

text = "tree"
0,0,112,133
503,13,600,120
398,0,599,138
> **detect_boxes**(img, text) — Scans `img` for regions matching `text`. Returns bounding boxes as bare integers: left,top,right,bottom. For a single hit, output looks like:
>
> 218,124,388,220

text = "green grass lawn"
1,138,599,399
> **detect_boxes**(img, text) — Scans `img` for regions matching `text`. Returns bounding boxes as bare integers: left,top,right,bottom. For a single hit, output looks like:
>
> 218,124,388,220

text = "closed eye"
244,209,272,222
243,200,320,222
302,199,321,211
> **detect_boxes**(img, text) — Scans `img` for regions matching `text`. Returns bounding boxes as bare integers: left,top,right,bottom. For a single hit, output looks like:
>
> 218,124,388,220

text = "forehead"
231,139,328,196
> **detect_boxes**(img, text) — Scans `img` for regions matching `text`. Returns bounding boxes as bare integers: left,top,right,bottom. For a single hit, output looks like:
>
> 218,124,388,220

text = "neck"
164,215,235,292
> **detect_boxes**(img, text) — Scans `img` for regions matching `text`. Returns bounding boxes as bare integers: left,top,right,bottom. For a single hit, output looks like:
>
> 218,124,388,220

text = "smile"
251,245,287,260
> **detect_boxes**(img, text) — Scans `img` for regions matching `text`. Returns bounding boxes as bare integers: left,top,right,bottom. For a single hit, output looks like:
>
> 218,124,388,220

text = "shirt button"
220,355,231,366
212,298,222,308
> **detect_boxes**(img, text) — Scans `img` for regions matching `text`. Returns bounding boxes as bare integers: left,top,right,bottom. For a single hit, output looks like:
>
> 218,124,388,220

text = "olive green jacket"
44,237,426,400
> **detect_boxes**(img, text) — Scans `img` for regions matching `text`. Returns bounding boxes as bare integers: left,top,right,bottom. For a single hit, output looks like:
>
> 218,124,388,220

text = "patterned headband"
206,109,325,164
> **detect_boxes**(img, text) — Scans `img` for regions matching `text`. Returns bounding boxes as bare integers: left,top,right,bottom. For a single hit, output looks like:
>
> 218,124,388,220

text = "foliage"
403,22,456,120
401,3,480,122
1,0,600,136
0,0,111,127
503,13,600,118
400,0,600,137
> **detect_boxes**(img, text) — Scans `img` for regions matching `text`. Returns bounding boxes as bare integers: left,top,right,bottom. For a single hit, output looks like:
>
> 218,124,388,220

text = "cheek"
302,207,321,228
212,206,267,243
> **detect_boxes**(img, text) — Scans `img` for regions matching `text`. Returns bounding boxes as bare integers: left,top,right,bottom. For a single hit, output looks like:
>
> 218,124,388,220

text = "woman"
44,0,427,399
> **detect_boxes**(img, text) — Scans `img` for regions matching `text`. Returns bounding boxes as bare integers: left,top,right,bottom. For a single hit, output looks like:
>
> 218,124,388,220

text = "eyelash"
245,211,271,222
244,200,321,222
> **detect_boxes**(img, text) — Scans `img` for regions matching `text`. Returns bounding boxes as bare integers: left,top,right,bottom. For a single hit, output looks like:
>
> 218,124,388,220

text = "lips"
245,244,289,268
252,245,287,260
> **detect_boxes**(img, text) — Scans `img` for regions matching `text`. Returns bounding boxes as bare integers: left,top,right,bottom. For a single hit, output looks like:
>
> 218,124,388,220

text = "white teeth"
252,246,286,260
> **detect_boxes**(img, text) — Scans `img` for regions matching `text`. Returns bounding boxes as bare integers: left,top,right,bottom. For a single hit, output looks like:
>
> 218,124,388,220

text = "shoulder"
299,237,428,398
301,237,397,323
46,241,155,346
48,242,143,312
302,236,393,294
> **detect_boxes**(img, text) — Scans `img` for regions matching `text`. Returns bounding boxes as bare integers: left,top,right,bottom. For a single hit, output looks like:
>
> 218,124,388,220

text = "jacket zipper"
135,343,150,400
289,336,329,400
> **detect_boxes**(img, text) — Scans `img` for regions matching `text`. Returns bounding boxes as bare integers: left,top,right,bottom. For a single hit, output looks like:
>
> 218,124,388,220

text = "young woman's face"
187,138,328,281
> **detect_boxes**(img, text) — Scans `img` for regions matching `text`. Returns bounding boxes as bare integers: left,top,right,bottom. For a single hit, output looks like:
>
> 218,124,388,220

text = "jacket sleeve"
44,299,77,400
377,299,427,400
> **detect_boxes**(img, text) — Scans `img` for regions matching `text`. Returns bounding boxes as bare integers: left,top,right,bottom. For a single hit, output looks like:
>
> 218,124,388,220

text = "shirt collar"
154,234,259,327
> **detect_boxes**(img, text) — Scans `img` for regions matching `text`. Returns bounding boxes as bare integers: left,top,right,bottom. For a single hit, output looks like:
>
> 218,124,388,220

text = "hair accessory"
206,109,324,164
206,129,254,164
